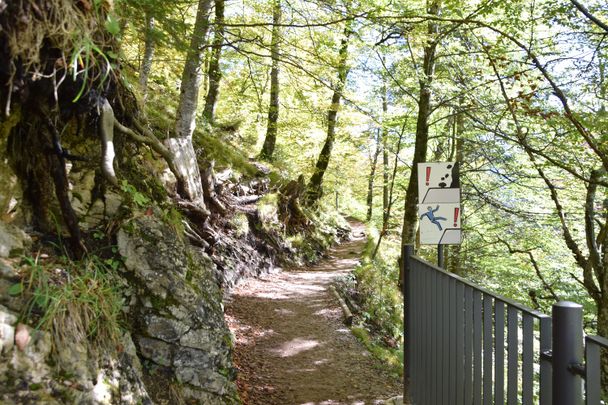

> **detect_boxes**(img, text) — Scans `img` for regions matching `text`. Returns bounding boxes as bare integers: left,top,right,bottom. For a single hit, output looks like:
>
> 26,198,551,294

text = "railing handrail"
586,334,608,348
410,254,549,320
407,248,607,405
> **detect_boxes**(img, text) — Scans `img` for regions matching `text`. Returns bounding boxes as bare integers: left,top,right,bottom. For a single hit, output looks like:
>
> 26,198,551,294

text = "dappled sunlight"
225,222,403,404
270,337,321,357
274,308,294,315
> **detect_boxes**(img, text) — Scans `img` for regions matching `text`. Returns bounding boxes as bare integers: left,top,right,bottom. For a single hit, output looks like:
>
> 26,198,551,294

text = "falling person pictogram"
420,205,446,231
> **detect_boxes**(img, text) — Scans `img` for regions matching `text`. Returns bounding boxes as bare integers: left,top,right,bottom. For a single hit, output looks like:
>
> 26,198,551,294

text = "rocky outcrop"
117,212,239,404
0,260,151,405
0,222,31,258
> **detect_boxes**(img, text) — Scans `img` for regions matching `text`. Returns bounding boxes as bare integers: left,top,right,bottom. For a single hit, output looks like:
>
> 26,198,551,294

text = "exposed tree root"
99,98,118,187
201,161,227,215
45,118,85,257
278,175,310,234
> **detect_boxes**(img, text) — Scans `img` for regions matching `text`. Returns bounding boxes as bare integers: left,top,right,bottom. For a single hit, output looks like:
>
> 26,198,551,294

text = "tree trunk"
139,13,155,103
366,132,380,222
382,83,389,226
399,0,440,288
449,103,465,275
175,0,213,139
171,0,213,212
202,0,225,124
305,24,351,206
259,0,282,161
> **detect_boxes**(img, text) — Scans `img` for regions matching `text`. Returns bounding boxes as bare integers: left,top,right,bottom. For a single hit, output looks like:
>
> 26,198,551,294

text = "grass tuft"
19,253,125,357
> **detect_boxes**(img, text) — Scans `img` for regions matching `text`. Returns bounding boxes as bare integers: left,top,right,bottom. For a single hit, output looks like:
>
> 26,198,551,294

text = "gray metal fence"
403,246,608,405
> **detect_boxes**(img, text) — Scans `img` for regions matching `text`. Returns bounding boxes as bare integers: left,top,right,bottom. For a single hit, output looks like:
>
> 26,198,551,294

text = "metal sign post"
417,162,462,267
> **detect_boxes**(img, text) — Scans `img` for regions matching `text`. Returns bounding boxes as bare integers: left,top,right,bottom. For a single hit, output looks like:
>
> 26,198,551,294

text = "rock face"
0,222,31,258
118,213,239,404
0,260,152,405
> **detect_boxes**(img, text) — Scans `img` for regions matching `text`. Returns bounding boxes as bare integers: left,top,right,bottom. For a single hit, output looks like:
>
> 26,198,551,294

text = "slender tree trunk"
366,132,381,221
399,0,440,288
372,126,405,260
170,0,213,211
175,0,212,139
382,83,389,226
139,13,155,103
448,103,465,275
305,24,351,206
259,0,282,161
202,0,225,124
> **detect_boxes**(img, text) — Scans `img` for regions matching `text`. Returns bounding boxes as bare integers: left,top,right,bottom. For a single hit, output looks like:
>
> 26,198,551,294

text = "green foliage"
121,180,151,208
229,212,250,238
19,254,126,355
195,132,263,179
344,226,403,375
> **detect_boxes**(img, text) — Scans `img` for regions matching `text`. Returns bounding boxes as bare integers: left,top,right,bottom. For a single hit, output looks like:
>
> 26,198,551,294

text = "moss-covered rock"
117,213,239,404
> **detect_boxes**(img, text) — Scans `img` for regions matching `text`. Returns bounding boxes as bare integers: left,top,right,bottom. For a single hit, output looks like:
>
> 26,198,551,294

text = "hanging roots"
0,0,117,112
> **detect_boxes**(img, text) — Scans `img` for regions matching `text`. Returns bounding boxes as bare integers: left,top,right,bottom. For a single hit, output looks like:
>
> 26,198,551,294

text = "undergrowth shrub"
351,225,404,375
14,253,126,357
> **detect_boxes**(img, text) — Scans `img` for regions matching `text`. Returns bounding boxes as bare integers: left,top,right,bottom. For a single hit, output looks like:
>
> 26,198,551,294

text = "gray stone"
54,340,92,384
179,328,216,351
0,305,17,354
173,347,214,369
144,314,189,343
137,337,173,366
0,259,17,280
180,386,225,404
9,328,52,384
117,214,237,401
69,170,96,216
0,323,14,354
168,305,190,321
0,222,31,258
81,200,105,230
174,367,228,394
104,191,122,217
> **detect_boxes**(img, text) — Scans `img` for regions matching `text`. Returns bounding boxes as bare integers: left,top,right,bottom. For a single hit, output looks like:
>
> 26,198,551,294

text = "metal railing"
403,246,608,405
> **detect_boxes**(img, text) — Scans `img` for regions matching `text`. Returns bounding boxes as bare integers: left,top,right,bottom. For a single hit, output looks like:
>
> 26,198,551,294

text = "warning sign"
418,162,460,204
418,203,461,245
417,162,462,245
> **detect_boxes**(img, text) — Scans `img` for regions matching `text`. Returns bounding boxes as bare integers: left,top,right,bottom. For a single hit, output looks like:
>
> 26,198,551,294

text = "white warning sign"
418,162,460,204
418,203,461,245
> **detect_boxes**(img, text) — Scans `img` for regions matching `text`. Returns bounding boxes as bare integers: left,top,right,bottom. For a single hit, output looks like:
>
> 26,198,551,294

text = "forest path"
225,221,404,404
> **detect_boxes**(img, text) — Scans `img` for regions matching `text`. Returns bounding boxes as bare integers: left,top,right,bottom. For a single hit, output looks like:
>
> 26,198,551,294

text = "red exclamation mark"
454,207,460,227
425,167,431,186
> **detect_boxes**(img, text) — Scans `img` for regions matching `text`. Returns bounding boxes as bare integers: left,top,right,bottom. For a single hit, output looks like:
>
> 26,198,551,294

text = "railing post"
403,244,414,381
552,301,584,405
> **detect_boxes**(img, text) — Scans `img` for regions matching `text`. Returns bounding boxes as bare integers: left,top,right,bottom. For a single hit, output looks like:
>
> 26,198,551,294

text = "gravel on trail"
225,222,404,405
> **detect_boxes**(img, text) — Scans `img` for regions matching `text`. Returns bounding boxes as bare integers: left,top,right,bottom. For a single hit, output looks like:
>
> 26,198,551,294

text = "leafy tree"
259,0,282,161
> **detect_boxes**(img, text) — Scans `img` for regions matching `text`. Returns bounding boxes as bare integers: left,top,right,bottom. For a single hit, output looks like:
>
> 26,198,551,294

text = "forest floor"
225,221,404,404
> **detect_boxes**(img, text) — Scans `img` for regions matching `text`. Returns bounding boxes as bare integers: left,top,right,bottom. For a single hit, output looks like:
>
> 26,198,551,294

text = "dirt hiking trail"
225,222,404,404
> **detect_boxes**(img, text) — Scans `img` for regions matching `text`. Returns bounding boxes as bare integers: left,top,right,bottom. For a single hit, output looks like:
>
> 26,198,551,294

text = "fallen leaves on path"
225,223,403,405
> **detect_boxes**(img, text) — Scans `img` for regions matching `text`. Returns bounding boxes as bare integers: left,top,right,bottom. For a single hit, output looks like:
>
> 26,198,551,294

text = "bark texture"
305,24,351,206
259,0,282,161
171,0,213,210
399,0,440,288
175,0,213,139
202,0,225,124
382,84,389,226
366,132,380,222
